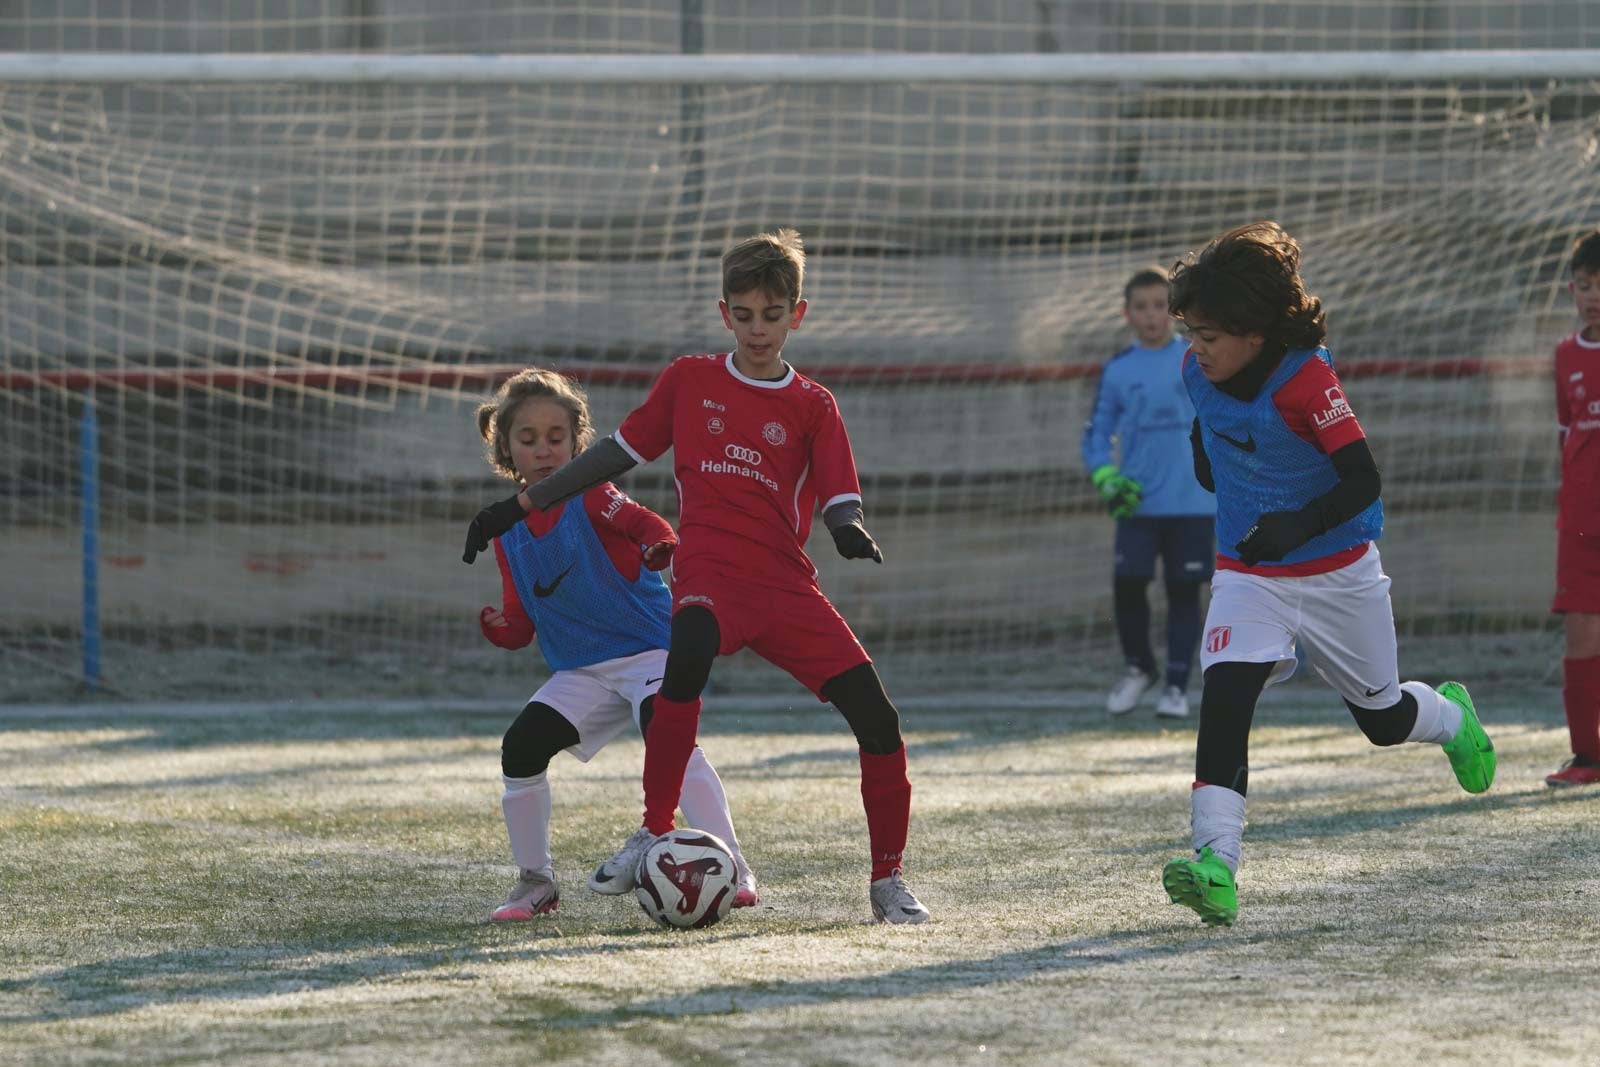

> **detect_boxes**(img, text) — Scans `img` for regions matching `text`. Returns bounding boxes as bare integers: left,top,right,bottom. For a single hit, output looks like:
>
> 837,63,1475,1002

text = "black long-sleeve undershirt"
1189,417,1381,535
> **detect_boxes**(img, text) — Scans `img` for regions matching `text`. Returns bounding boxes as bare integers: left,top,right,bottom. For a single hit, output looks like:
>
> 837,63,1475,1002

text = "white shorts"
1199,543,1400,709
528,648,668,762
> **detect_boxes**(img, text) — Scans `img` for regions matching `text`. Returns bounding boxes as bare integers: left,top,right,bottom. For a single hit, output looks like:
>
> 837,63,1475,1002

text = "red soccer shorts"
1554,528,1600,614
671,568,870,698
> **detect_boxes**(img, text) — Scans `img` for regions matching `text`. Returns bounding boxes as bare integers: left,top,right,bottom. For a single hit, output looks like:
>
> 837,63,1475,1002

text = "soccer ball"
634,828,738,929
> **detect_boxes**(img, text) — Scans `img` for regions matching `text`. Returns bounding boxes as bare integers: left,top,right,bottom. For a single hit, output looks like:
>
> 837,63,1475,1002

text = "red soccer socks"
860,744,912,882
1563,656,1600,762
641,695,701,835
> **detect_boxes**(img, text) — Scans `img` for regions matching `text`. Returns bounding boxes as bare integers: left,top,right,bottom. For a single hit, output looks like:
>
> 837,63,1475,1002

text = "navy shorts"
1114,515,1215,583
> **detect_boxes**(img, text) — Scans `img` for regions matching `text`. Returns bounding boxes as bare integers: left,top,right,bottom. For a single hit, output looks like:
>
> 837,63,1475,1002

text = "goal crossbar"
2,50,1599,85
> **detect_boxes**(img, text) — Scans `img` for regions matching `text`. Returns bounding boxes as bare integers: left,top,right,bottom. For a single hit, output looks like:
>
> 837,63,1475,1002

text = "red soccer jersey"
1556,332,1600,535
615,352,863,588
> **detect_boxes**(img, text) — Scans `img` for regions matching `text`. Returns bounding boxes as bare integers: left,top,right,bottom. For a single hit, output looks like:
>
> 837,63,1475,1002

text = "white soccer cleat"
870,869,931,924
1106,665,1156,716
1155,685,1190,719
490,869,559,922
587,826,658,895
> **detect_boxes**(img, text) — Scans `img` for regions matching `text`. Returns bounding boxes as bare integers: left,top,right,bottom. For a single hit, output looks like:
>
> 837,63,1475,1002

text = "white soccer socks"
678,745,751,879
1191,783,1246,875
1401,680,1463,745
501,772,554,879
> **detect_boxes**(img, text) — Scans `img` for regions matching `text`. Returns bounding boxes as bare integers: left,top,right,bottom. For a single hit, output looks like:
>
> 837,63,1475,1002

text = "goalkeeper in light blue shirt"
1080,267,1216,719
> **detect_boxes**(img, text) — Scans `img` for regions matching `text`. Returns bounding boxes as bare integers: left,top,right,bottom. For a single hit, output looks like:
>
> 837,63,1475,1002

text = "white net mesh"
3,18,1598,699
3,2,1600,54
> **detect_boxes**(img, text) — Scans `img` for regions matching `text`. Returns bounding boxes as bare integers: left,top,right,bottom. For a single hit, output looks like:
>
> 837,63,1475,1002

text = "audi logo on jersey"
724,444,763,465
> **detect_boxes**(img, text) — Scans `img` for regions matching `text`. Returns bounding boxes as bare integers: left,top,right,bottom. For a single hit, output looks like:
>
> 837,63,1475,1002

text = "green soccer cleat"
1438,681,1495,794
1162,846,1238,927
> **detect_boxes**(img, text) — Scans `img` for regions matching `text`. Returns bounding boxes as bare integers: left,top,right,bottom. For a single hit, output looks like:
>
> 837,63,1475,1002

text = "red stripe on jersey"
1216,541,1371,577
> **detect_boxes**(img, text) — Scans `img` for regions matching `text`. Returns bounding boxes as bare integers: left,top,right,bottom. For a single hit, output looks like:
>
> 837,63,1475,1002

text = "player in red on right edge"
464,228,930,924
1546,229,1600,788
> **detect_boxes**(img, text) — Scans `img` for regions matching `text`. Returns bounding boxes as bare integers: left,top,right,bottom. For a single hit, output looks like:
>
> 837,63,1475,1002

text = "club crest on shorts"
1205,625,1232,654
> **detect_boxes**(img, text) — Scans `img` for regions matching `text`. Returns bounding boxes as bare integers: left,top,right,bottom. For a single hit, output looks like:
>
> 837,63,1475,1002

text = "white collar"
724,351,795,389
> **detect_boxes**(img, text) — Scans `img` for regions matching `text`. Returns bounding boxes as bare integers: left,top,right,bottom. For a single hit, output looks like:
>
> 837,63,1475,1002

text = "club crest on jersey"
1312,386,1354,431
762,421,788,446
1205,626,1232,654
707,417,725,434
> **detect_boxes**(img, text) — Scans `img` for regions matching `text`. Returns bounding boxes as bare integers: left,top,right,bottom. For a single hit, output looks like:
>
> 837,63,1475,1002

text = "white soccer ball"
634,828,738,929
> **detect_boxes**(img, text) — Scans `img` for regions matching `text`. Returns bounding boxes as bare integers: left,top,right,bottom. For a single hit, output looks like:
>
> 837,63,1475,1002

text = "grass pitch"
2,687,1596,1066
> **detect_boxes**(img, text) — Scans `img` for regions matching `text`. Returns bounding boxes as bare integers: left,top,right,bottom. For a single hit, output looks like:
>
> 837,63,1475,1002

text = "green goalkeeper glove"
1091,464,1142,520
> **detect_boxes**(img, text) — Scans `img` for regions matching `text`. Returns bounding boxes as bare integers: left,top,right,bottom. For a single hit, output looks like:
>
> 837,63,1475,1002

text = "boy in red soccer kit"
1546,229,1600,787
464,228,930,923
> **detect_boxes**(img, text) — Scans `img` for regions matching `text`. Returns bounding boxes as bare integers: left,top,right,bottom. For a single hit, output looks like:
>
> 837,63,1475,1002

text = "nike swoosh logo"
532,562,575,598
1213,427,1257,452
1364,683,1391,698
645,677,664,686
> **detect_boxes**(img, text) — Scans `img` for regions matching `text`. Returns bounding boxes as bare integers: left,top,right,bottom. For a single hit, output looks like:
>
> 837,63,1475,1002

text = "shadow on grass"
0,922,1225,1030
529,926,1239,1031
1247,780,1578,844
0,918,856,1026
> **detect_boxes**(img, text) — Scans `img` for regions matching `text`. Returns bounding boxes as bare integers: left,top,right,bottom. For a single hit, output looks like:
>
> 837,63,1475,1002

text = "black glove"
462,493,529,564
831,522,883,564
1234,510,1322,566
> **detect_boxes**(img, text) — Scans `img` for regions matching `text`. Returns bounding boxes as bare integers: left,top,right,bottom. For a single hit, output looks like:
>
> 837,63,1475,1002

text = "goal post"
3,49,1595,700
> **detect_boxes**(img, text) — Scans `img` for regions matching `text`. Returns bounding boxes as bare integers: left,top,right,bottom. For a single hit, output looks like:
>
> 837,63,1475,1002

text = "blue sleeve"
1081,360,1122,471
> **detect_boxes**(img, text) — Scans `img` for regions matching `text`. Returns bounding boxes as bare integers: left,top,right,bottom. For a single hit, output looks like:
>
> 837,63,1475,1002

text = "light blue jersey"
1081,335,1215,517
499,502,672,671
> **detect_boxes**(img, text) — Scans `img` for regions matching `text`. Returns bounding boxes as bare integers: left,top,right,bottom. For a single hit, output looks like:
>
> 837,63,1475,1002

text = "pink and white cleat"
732,869,760,909
490,869,559,922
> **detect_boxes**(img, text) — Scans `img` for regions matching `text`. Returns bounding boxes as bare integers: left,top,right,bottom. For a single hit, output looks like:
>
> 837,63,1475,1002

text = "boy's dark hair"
1124,266,1170,306
1570,229,1600,275
1169,221,1326,353
722,227,805,303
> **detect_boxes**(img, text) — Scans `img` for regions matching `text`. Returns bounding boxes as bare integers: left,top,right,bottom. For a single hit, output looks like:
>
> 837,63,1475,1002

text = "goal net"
3,47,1596,700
